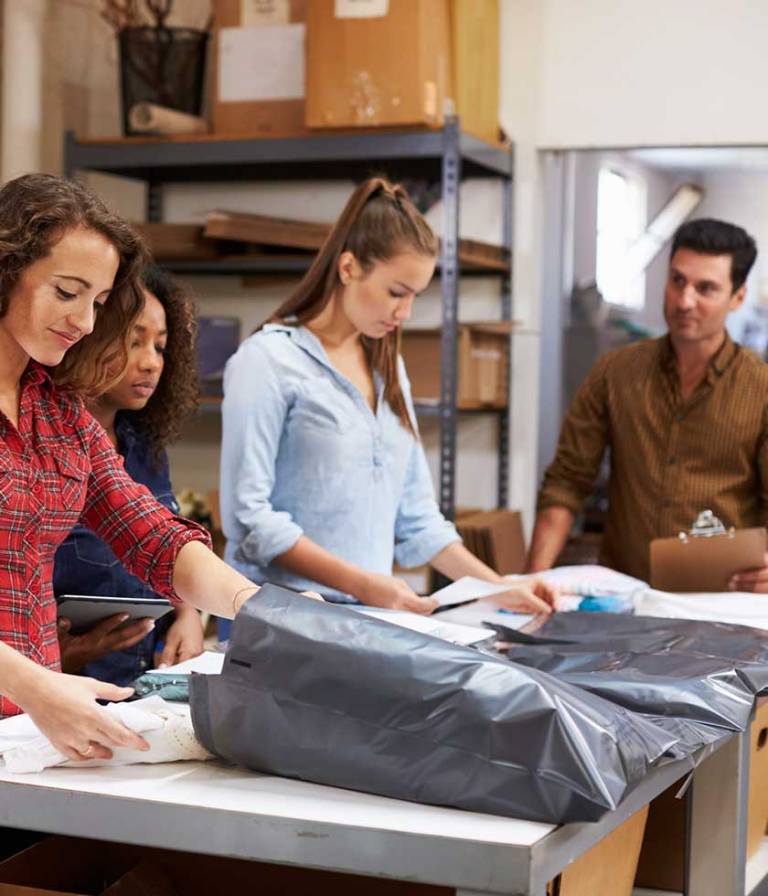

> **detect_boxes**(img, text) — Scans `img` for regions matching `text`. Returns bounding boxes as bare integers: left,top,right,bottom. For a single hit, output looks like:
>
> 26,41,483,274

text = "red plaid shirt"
0,363,211,717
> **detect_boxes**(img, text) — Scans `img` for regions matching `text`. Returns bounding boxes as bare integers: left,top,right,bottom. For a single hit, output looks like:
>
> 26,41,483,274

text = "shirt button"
31,482,42,495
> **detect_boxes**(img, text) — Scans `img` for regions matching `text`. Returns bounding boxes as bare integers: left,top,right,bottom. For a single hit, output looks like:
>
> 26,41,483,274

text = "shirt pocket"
42,452,89,535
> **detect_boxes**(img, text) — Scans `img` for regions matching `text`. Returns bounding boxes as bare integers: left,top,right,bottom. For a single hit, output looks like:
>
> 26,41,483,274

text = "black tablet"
56,595,174,635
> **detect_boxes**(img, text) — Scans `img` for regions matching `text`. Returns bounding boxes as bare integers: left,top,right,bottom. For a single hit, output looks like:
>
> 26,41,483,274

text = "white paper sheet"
162,650,225,676
353,606,493,646
241,0,290,26
218,25,305,103
431,576,524,608
335,0,389,18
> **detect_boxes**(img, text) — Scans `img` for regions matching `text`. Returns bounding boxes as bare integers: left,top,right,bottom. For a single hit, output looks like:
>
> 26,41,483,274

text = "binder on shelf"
649,510,767,593
196,316,241,397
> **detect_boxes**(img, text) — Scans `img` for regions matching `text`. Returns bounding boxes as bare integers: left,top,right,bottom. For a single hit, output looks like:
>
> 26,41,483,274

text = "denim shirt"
53,414,179,684
220,324,459,602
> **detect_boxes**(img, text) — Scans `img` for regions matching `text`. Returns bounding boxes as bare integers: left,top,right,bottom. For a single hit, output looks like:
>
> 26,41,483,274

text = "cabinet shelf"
64,119,514,517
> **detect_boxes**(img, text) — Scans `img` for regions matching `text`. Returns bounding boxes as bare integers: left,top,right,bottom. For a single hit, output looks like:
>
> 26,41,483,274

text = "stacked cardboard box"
211,0,500,142
456,509,526,575
401,322,513,409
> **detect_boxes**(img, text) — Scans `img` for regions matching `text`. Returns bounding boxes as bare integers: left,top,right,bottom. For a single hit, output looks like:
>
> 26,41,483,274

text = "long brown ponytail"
265,177,437,434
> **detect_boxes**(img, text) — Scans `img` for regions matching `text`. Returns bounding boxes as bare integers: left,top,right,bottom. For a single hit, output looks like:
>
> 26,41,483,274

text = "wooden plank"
133,223,220,259
204,211,331,251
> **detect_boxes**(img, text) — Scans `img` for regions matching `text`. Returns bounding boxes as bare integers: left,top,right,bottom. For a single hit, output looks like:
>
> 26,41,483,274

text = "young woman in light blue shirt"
220,178,556,615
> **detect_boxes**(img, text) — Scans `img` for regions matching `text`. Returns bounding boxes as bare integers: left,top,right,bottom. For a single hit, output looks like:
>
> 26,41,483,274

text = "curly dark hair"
0,173,147,396
127,265,199,466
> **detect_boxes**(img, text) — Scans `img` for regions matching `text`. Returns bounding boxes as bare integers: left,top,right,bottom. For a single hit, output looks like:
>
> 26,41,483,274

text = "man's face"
664,248,746,345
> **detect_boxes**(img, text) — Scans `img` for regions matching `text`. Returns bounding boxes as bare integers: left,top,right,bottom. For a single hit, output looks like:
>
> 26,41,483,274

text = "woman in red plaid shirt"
0,174,265,760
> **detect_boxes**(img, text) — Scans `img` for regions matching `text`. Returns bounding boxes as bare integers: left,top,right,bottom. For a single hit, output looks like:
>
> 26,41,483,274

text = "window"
595,167,647,309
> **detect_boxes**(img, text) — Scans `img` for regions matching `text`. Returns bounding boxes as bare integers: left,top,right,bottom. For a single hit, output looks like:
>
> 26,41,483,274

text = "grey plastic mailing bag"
488,612,768,747
191,585,685,824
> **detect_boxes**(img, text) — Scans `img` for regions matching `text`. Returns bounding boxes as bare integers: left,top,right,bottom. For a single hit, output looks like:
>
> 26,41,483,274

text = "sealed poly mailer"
650,509,766,593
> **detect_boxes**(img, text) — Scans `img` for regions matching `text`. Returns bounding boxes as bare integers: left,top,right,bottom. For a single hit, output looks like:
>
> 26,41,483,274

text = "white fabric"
0,696,212,774
635,589,768,631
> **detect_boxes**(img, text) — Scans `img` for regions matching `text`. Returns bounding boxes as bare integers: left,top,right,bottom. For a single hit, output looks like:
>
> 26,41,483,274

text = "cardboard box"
457,509,526,575
212,0,310,138
548,806,649,896
449,0,500,143
305,0,451,129
0,837,452,896
635,699,768,890
401,322,512,409
0,836,135,896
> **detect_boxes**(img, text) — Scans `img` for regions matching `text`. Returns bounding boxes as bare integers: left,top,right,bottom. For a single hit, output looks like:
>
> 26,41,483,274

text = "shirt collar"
23,361,52,388
660,331,738,383
268,323,386,406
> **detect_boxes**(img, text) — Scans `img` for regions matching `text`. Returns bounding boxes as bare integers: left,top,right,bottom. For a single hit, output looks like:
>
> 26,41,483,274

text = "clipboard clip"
678,509,735,543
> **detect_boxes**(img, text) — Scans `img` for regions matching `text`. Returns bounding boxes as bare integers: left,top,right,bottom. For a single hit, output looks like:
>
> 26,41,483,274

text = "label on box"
335,0,389,18
240,0,290,25
219,24,305,102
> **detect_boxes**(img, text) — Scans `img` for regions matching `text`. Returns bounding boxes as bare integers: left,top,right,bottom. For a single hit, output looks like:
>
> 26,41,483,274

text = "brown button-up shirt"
538,334,768,582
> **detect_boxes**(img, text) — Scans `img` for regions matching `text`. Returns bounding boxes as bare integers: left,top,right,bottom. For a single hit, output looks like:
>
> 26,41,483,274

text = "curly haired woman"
53,265,204,686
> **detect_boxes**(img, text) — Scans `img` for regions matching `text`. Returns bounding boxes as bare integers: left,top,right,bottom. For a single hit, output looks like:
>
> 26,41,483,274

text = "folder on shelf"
649,510,766,593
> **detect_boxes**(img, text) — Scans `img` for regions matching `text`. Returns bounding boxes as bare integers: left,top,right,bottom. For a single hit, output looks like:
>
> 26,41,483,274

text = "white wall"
501,0,768,528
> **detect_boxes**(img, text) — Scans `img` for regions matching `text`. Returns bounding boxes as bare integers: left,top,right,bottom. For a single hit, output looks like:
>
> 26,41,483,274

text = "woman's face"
1,226,120,367
103,290,167,412
338,251,436,339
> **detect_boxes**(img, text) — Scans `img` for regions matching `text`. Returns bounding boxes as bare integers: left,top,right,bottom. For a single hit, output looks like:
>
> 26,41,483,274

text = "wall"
14,0,768,536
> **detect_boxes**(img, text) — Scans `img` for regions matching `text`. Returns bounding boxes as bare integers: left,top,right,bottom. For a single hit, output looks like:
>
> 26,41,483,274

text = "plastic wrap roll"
128,103,207,136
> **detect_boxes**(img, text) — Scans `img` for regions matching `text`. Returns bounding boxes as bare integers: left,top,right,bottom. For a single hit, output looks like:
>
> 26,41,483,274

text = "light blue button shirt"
220,324,460,602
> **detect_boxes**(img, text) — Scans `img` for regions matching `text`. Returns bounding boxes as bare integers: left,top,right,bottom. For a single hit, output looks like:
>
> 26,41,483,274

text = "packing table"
0,727,750,896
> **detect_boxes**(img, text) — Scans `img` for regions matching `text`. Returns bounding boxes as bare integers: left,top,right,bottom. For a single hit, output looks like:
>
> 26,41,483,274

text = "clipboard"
650,510,767,593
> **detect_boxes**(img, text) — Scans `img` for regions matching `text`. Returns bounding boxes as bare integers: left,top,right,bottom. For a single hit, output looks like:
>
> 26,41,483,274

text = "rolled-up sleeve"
79,413,211,604
394,360,460,568
538,352,610,514
220,339,303,567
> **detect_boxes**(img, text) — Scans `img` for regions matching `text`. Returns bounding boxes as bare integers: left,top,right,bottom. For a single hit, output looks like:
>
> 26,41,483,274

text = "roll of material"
128,103,208,136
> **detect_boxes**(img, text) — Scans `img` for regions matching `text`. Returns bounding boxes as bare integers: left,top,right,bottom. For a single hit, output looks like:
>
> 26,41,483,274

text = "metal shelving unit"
64,120,514,519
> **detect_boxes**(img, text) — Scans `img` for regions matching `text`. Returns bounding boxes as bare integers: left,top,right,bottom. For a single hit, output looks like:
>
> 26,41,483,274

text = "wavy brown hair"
125,265,199,466
0,173,147,397
265,177,438,434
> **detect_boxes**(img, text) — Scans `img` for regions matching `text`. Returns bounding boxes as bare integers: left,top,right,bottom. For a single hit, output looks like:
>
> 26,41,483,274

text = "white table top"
0,759,554,847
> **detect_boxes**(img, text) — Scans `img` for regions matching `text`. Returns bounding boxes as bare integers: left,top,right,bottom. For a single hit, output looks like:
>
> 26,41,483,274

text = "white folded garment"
636,589,768,631
0,696,212,774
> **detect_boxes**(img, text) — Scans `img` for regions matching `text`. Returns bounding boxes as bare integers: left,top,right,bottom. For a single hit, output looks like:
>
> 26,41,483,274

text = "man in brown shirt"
528,218,768,589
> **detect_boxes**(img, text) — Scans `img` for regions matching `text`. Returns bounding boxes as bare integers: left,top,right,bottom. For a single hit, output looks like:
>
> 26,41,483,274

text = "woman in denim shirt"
221,178,556,615
53,265,204,685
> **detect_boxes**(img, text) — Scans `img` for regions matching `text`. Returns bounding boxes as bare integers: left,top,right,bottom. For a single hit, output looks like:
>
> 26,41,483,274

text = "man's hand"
156,606,204,668
730,552,768,593
58,614,155,674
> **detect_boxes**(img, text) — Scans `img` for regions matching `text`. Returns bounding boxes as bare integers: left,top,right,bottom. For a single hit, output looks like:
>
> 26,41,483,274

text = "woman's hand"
491,577,558,615
156,606,204,668
58,614,155,674
16,666,150,762
358,572,438,614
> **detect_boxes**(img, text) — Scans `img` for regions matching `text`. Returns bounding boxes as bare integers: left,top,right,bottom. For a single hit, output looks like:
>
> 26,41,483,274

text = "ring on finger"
78,743,95,757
